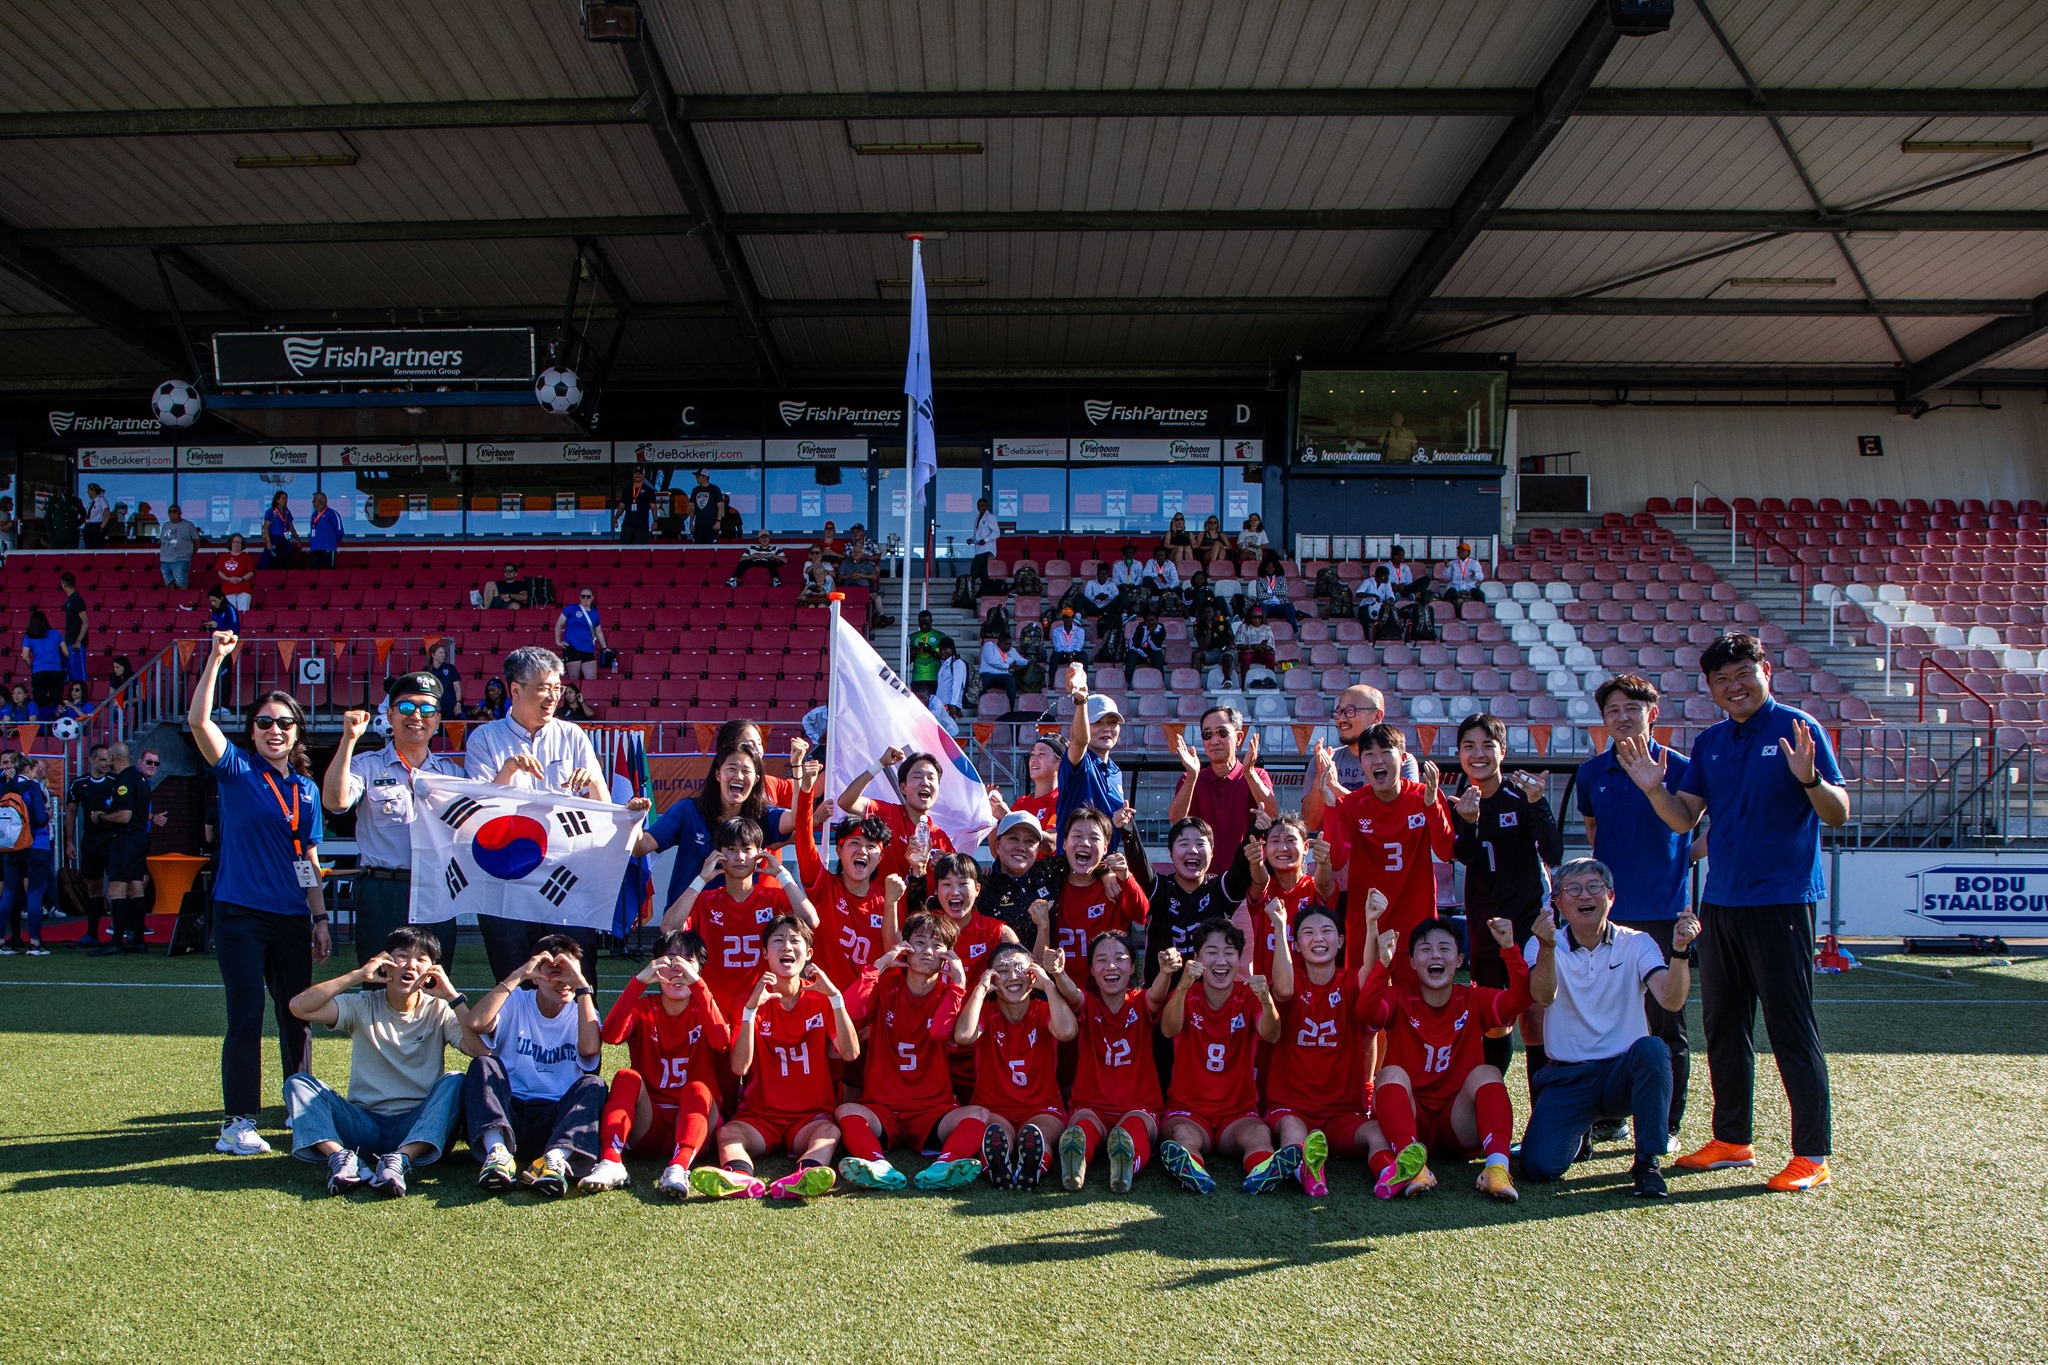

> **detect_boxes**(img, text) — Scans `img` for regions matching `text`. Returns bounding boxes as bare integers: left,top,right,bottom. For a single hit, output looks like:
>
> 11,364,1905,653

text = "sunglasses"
394,700,439,717
252,715,297,732
139,758,160,767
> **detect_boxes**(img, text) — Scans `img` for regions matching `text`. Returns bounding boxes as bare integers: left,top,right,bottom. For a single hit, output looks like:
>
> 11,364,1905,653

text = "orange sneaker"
1674,1139,1755,1171
1766,1156,1831,1192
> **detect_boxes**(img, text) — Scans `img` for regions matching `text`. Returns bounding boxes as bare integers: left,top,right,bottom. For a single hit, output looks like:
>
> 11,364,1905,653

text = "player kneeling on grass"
835,912,971,1192
951,941,1078,1189
1264,905,1377,1198
1046,930,1176,1193
285,927,482,1197
462,935,607,1197
579,929,733,1198
695,917,859,1201
1158,918,1289,1194
1359,913,1546,1202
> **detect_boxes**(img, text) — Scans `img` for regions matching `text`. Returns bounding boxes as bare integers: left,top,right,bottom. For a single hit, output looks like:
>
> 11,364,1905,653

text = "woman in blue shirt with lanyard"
188,630,329,1158
262,491,298,570
554,586,608,681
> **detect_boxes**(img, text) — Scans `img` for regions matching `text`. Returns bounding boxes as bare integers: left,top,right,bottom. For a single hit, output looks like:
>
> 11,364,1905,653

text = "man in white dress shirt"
967,498,1001,598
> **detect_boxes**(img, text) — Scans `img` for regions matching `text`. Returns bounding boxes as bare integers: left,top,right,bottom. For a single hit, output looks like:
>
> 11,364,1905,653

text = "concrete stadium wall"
1513,400,2048,513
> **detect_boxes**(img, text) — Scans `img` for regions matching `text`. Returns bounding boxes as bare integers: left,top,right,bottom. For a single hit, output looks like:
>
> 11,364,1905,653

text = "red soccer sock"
1474,1080,1514,1160
939,1117,987,1162
1376,1082,1418,1152
840,1112,886,1163
1242,1148,1274,1175
598,1069,644,1161
1074,1114,1106,1163
1367,1149,1395,1178
669,1084,714,1169
1115,1116,1152,1170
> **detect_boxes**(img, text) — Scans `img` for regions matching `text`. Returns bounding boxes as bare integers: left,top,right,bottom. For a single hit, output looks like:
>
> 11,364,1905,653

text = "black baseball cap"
385,672,444,702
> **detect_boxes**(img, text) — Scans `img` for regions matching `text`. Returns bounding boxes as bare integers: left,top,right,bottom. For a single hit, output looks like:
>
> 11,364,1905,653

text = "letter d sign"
1236,404,1251,424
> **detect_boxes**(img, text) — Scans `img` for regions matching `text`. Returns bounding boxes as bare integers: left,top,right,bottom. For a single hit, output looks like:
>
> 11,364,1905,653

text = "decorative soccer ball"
371,709,394,739
51,716,83,741
535,367,582,414
151,379,202,427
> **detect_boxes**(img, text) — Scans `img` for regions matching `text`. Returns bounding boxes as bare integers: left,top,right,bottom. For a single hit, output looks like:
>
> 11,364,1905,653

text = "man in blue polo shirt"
1055,662,1129,846
1578,673,1699,1141
1619,632,1845,1194
307,491,344,571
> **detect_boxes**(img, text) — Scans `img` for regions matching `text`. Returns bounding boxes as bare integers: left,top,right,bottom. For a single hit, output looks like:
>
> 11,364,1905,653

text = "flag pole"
897,234,923,676
827,590,844,872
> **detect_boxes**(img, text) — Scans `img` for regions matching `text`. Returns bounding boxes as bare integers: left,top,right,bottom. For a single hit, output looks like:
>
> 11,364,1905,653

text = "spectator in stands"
81,483,112,549
215,534,257,612
0,750,51,955
1183,568,1221,623
307,491,343,570
932,638,968,719
1191,604,1236,686
1444,542,1487,605
686,470,725,545
20,611,66,719
425,640,463,712
1141,544,1181,612
480,562,531,611
1077,563,1119,619
813,519,845,567
1358,564,1398,638
728,530,786,588
0,496,16,553
1235,512,1268,558
908,611,945,699
1249,548,1299,626
261,491,298,569
207,586,240,635
838,526,880,590
106,656,134,698
558,684,599,722
130,502,158,541
977,631,1026,712
1126,606,1167,673
796,545,835,607
554,587,607,681
0,683,32,731
157,502,199,588
59,571,89,684
1110,543,1145,608
469,677,509,722
615,467,657,545
58,680,94,724
1164,513,1194,556
1048,608,1088,675
1193,514,1231,567
1233,606,1276,675
1381,544,1430,602
967,499,1000,597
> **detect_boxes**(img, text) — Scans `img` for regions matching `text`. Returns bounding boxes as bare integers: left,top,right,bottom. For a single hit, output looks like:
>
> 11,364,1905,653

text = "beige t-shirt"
328,992,465,1114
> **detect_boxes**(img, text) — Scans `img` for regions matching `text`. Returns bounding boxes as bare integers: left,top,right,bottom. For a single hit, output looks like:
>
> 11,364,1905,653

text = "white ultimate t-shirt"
484,987,598,1101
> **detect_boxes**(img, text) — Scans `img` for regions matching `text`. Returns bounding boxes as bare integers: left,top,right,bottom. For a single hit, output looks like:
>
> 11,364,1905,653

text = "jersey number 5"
896,1040,919,1072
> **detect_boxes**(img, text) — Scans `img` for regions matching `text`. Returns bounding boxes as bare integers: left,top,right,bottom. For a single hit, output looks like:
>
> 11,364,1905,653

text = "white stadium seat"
1511,581,1541,603
1543,582,1574,603
1546,622,1578,647
1529,643,1562,669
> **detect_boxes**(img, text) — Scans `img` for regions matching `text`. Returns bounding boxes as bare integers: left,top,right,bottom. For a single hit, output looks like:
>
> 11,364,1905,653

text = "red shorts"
988,1100,1065,1130
1415,1101,1481,1161
1162,1106,1263,1147
1263,1107,1368,1150
626,1087,719,1154
863,1100,956,1153
1070,1105,1159,1134
731,1107,833,1154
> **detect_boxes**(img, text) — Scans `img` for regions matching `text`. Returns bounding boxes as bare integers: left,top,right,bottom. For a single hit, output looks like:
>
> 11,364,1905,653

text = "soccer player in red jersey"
951,941,1078,1189
1320,724,1451,973
668,817,816,1028
580,929,732,1198
1046,930,1176,1193
1358,909,1552,1203
925,851,1017,985
693,917,860,1201
1242,815,1326,982
792,766,894,986
833,912,970,1192
1032,805,1148,987
1158,917,1289,1194
1265,905,1374,1197
836,745,957,885
989,737,1061,841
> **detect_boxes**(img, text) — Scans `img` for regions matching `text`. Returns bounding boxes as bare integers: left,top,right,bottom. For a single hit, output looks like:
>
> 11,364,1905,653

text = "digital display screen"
1293,369,1508,467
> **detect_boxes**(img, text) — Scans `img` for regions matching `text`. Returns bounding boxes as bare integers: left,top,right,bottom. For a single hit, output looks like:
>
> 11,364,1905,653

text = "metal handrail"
1916,655,1997,784
1689,478,1740,565
1739,516,1810,624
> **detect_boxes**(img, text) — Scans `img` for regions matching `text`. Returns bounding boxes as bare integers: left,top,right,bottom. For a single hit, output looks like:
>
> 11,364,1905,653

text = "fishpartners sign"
1832,850,2048,936
214,328,535,385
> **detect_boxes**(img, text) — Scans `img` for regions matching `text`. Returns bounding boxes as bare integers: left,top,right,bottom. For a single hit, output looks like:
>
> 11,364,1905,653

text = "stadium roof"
2,0,2045,401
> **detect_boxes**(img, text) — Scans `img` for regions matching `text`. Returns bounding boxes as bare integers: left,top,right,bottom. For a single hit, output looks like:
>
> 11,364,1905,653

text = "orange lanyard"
263,772,304,856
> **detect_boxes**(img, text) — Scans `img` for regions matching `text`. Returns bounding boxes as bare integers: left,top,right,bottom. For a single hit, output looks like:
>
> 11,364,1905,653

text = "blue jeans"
284,1072,465,1164
1519,1034,1673,1179
160,559,191,588
0,848,49,941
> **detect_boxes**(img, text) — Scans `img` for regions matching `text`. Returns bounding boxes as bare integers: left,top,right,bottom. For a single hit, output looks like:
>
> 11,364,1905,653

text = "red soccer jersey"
795,792,891,985
1168,980,1264,1117
946,911,1009,985
686,879,793,1020
1266,972,1368,1116
969,996,1064,1115
858,969,966,1114
739,987,838,1118
600,978,733,1103
1246,870,1320,982
1071,990,1165,1116
1013,790,1059,832
869,798,956,885
1053,876,1150,987
1324,781,1453,963
1358,951,1532,1108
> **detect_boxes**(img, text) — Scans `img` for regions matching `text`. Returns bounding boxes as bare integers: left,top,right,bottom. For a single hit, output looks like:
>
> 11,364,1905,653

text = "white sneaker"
578,1158,630,1192
656,1163,691,1198
214,1116,272,1156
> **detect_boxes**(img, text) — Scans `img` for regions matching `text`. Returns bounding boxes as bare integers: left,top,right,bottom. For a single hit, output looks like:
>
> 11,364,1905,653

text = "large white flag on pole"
408,774,644,931
898,234,936,672
828,603,996,853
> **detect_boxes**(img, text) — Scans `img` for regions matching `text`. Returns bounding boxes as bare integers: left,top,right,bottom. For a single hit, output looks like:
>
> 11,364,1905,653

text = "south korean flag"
408,774,645,930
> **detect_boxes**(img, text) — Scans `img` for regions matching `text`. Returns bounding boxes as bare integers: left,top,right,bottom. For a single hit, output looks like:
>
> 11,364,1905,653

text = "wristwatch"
448,993,469,1010
572,985,594,999
1800,774,1823,789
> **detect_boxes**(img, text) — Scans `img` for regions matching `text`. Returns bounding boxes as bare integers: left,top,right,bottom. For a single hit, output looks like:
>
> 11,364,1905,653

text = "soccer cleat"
476,1148,518,1192
913,1157,985,1191
1013,1123,1047,1190
1573,1133,1594,1164
1401,1164,1438,1198
522,1154,569,1198
24,945,48,956
1591,1118,1630,1145
1242,1145,1302,1195
1476,1161,1519,1203
980,1124,1013,1189
838,1156,907,1191
325,1149,366,1194
655,1164,692,1199
688,1166,766,1200
1106,1126,1137,1195
1298,1130,1330,1197
1674,1139,1756,1172
1058,1125,1088,1191
1630,1156,1668,1199
368,1152,411,1198
1159,1140,1216,1194
1766,1156,1832,1193
767,1165,837,1200
578,1158,630,1192
1374,1141,1429,1199
214,1116,272,1157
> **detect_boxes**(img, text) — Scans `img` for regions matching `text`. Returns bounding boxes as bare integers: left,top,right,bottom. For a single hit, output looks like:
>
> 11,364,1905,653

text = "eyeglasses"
394,700,439,717
1332,705,1374,720
252,715,298,732
1557,883,1608,900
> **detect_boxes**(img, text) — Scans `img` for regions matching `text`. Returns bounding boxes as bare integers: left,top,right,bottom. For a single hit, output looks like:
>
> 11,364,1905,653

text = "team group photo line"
183,593,1840,1205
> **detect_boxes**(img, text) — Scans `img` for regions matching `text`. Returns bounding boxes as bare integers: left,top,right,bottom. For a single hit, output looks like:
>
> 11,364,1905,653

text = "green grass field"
3,949,2043,1363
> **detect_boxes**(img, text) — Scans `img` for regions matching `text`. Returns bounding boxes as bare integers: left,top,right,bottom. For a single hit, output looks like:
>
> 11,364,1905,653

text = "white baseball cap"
994,810,1044,842
1085,694,1124,723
